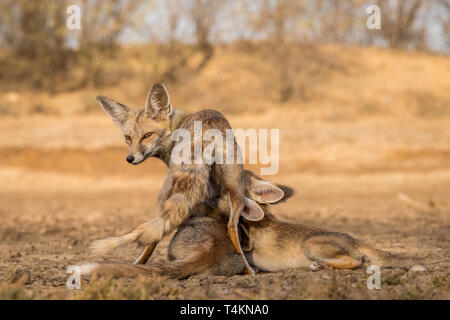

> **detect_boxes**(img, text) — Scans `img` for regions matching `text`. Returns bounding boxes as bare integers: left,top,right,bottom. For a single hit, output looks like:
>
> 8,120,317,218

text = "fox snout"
126,152,145,165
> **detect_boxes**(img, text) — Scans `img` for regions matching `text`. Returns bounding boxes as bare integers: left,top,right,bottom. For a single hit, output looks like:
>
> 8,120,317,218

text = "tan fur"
95,84,254,274
85,170,418,279
83,214,245,279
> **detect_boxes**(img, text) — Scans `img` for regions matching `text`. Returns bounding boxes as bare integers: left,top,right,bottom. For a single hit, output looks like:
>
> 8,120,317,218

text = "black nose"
126,156,134,163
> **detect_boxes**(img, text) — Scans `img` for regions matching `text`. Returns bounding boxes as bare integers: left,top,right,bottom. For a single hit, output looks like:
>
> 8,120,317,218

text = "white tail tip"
75,263,99,275
89,237,124,255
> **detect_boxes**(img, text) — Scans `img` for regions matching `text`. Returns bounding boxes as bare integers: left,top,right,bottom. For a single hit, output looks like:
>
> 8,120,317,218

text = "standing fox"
93,83,256,274
81,170,419,279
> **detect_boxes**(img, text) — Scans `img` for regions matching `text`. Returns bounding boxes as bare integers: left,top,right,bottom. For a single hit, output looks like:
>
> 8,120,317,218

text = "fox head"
97,83,173,165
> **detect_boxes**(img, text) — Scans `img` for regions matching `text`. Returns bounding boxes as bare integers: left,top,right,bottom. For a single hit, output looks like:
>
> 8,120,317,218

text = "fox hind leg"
218,164,255,275
322,255,362,269
303,238,363,270
159,164,210,231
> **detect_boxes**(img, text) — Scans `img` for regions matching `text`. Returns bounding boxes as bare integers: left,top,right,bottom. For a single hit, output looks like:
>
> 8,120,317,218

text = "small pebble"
309,262,323,271
321,274,331,280
409,265,427,272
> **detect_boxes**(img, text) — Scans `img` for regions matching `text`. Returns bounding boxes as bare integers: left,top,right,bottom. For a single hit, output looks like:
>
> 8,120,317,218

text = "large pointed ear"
273,184,296,203
246,174,285,204
96,96,130,130
145,83,172,120
241,197,264,221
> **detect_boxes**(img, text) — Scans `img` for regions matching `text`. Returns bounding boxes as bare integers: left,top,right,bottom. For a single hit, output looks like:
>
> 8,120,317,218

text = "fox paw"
309,261,324,271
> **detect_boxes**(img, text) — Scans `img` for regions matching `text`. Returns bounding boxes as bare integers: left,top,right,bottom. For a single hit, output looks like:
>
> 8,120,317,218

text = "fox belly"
246,232,311,272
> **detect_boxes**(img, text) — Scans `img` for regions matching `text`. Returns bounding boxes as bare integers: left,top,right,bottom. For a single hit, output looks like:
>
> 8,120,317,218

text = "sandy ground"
0,115,448,299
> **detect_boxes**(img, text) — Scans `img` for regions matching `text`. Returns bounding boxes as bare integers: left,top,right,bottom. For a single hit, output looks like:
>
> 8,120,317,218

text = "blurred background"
0,1,449,299
0,0,449,110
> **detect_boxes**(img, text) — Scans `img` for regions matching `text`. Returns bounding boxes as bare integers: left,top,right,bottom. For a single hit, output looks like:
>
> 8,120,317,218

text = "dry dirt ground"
0,115,448,299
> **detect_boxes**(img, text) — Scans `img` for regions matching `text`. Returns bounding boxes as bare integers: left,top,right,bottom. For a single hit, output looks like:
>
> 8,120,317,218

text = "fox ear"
145,83,172,120
248,176,285,204
96,96,130,129
273,184,296,203
241,197,264,221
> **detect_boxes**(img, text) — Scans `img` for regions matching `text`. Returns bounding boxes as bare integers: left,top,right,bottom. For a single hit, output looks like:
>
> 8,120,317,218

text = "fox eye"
143,132,153,139
124,135,132,142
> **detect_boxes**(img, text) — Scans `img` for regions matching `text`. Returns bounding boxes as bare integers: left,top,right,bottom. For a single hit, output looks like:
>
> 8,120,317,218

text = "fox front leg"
132,168,183,262
136,164,210,262
133,244,156,265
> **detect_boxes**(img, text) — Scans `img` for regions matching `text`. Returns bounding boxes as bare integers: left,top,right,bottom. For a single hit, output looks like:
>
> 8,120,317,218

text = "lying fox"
94,83,256,274
81,170,418,279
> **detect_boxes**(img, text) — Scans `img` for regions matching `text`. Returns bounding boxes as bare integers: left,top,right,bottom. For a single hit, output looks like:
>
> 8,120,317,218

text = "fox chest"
246,232,311,272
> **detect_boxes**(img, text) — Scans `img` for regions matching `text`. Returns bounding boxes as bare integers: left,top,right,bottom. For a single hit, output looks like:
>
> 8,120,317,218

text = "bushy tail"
357,245,420,270
89,220,164,256
77,262,163,278
80,241,213,280
89,165,211,256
